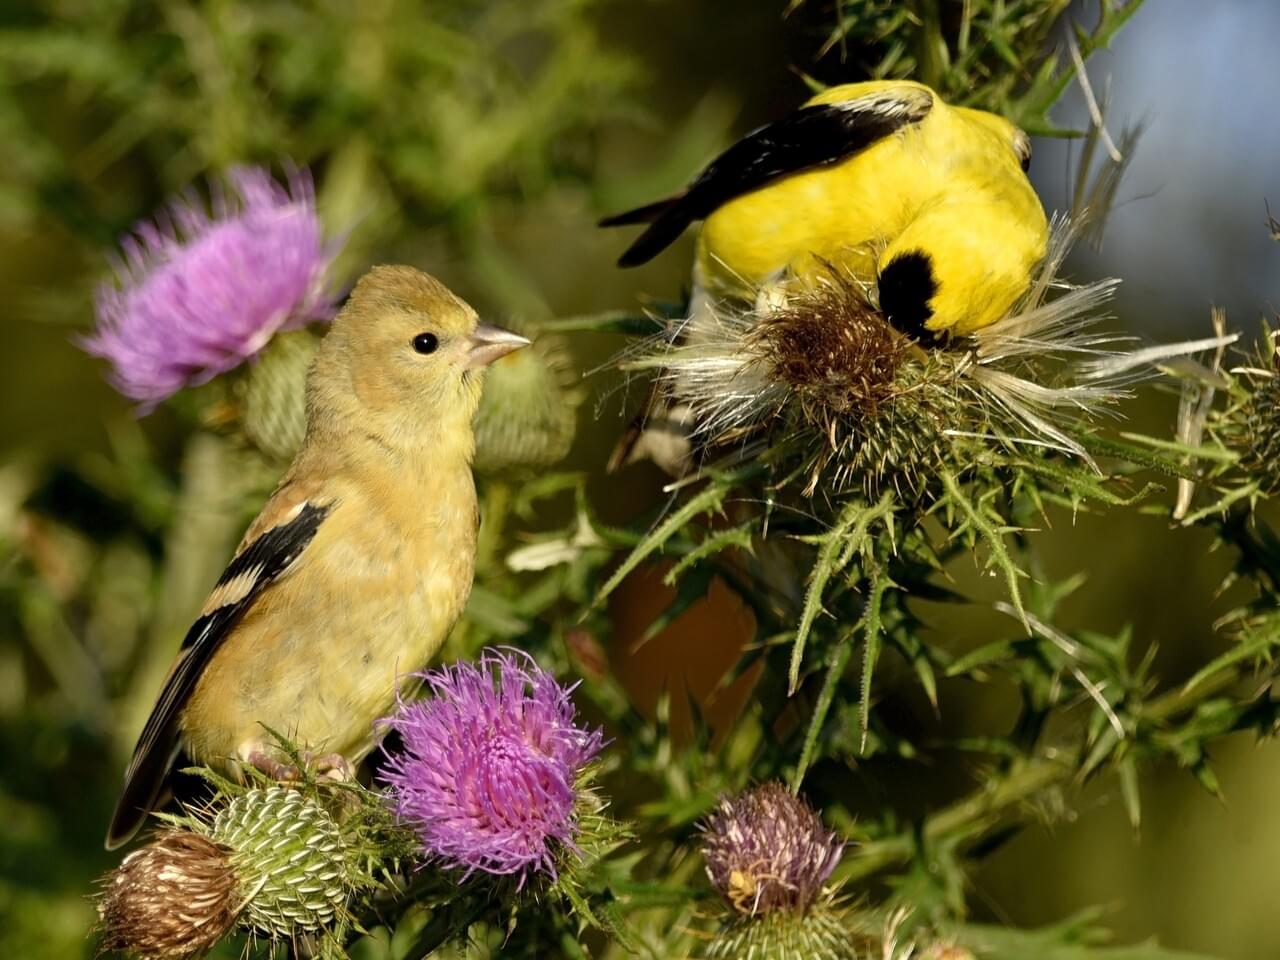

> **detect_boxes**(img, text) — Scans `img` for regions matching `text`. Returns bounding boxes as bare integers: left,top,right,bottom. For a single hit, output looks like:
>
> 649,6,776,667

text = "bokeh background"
2,1,1278,957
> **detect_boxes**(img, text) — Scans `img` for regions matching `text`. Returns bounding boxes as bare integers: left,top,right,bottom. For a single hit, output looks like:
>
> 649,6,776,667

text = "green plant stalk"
834,662,1244,884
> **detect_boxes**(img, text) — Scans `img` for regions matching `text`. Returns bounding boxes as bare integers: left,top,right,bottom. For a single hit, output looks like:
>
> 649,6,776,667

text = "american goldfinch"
601,80,1048,338
106,265,529,849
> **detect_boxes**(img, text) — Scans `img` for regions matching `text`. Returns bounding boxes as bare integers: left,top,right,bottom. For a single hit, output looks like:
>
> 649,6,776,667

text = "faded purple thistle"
83,166,339,410
379,648,604,885
701,782,844,916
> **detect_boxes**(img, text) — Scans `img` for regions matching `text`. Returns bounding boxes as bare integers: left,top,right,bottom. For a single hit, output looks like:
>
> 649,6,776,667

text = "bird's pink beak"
464,323,531,369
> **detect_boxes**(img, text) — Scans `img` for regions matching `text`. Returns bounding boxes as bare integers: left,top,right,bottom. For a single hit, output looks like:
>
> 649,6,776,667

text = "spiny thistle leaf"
790,492,898,694
792,631,858,792
939,470,1028,626
594,463,762,606
859,564,894,752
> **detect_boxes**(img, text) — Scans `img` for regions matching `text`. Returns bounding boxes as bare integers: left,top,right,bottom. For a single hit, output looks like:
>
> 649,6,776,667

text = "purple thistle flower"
701,782,844,916
379,648,604,885
83,166,339,410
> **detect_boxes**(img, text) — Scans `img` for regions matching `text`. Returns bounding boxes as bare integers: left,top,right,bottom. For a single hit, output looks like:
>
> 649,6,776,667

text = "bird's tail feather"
597,194,684,227
614,208,696,268
105,734,180,850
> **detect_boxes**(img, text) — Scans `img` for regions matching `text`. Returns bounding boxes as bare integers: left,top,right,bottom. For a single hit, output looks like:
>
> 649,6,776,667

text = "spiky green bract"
209,786,350,938
702,892,868,960
1233,369,1280,493
236,328,321,463
473,319,581,474
1195,320,1280,501
545,767,638,943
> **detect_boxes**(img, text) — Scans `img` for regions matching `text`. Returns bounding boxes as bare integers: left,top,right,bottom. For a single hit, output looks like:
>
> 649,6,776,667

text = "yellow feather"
694,81,1048,334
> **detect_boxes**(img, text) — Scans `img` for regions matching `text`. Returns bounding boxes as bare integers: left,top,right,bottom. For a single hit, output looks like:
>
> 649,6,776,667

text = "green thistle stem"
912,0,947,90
834,661,1244,885
791,626,858,793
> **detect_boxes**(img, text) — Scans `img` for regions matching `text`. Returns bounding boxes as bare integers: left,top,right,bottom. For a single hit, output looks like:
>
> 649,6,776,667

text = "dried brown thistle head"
96,830,240,958
739,271,957,497
745,271,914,421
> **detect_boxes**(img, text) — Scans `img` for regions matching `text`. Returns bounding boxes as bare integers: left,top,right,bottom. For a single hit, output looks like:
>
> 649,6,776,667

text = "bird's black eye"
412,332,439,355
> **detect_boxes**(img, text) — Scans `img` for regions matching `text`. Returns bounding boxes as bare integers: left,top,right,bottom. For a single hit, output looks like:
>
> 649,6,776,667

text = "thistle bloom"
84,166,339,409
702,782,844,917
379,648,604,884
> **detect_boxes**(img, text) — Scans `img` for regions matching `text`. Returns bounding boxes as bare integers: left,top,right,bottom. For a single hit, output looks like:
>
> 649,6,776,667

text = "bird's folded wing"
107,494,331,847
602,86,934,267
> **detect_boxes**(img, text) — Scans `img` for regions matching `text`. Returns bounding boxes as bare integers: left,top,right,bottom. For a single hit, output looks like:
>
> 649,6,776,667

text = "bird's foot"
245,749,353,784
304,752,355,783
247,749,303,783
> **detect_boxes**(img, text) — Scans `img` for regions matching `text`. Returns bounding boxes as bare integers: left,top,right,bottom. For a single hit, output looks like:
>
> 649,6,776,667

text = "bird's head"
954,107,1033,172
307,265,529,455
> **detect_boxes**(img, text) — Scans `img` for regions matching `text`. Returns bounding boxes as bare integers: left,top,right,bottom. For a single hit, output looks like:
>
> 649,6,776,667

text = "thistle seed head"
96,829,240,958
746,272,912,420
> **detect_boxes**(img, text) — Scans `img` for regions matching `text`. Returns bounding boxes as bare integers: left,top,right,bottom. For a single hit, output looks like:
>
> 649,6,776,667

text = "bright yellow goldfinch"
106,266,529,849
602,80,1049,337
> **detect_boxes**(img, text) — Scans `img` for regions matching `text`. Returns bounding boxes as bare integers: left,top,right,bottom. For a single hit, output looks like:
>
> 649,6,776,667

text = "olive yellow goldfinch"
602,80,1048,338
106,266,529,849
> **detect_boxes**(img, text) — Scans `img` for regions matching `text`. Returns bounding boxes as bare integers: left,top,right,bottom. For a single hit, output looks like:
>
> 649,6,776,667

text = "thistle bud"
96,830,240,958
209,786,351,938
1230,348,1280,494
237,329,320,462
472,321,579,474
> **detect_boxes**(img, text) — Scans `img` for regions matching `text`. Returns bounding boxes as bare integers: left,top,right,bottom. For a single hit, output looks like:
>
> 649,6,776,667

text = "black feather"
598,195,684,227
603,91,933,268
877,250,939,342
105,502,330,849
